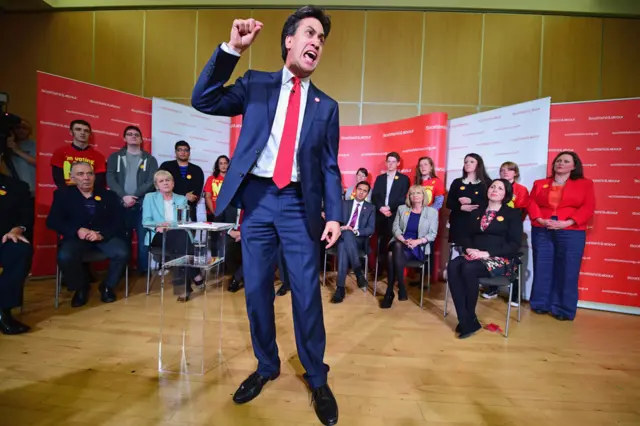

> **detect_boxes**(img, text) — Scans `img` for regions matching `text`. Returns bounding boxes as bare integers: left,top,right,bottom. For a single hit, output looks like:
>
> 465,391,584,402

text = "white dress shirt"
221,43,309,182
348,200,364,234
384,171,397,206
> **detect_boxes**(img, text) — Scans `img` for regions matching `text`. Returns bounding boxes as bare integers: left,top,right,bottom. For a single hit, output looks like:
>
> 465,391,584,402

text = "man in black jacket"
47,162,129,307
0,173,33,334
159,141,204,222
371,152,410,262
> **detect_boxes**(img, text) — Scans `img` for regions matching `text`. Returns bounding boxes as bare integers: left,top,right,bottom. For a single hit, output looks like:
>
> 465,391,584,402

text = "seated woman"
142,170,203,302
381,185,438,309
447,179,523,339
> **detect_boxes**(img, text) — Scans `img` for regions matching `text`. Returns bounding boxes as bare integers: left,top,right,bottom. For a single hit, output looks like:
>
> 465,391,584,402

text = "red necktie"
349,203,360,228
272,77,301,189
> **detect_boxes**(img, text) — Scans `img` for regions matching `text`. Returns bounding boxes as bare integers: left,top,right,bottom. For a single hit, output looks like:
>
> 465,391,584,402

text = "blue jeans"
530,227,586,320
123,203,149,272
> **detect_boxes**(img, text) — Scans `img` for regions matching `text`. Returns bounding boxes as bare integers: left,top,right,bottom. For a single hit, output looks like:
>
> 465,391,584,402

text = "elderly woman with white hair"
381,185,439,309
142,170,203,301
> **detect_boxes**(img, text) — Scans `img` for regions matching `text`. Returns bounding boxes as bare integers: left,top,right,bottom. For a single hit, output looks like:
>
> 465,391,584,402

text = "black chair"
374,238,432,308
443,247,523,337
55,250,129,308
322,236,371,288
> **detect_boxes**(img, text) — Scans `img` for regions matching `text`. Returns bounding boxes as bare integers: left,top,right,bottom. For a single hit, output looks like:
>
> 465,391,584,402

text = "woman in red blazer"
481,162,530,303
528,152,595,321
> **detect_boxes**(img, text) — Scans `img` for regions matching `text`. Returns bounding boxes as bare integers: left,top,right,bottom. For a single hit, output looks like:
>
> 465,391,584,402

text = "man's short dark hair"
281,6,331,62
386,152,400,162
356,181,371,192
123,125,142,138
175,140,190,150
70,119,91,131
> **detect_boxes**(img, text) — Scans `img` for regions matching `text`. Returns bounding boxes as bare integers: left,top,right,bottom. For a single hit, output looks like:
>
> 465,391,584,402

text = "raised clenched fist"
228,18,264,54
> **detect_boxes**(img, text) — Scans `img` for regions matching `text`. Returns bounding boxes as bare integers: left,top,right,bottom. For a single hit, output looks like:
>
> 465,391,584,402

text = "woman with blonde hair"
381,185,439,309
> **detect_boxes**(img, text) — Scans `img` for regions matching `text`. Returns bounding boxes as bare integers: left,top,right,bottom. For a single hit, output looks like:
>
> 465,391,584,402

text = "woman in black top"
447,179,523,339
446,153,491,244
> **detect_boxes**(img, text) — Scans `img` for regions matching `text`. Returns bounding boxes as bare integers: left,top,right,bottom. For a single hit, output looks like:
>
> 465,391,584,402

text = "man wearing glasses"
159,141,204,222
106,126,158,274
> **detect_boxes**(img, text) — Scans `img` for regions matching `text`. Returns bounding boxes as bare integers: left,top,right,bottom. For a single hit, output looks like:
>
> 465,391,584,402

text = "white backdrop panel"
446,97,552,300
151,98,231,221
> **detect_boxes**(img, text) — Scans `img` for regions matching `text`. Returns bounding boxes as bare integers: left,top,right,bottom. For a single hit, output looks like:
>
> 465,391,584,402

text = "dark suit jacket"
0,174,32,237
159,160,205,207
343,199,375,238
47,186,124,242
459,205,523,258
191,45,342,239
371,172,411,215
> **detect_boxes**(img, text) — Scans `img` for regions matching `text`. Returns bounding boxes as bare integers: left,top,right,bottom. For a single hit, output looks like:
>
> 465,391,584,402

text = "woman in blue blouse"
381,185,439,309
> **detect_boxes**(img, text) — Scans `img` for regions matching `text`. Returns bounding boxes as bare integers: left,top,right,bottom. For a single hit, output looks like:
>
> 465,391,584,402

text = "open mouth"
303,50,317,63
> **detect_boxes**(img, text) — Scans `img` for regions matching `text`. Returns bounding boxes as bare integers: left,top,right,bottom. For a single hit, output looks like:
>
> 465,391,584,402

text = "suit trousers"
447,257,490,327
530,227,586,320
240,176,328,389
0,241,32,309
57,238,129,291
336,231,366,287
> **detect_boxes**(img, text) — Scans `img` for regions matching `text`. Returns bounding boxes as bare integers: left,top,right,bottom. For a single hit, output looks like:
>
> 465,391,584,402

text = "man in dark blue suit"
192,6,341,425
331,181,374,304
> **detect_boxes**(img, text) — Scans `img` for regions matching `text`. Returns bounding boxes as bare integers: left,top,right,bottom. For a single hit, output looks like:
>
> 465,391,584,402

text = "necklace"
554,177,568,185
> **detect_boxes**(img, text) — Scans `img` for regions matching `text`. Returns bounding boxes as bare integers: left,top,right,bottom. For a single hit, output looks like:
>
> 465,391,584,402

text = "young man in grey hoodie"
106,126,158,274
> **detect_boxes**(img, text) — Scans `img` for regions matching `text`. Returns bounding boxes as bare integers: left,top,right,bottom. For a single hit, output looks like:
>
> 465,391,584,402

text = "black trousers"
0,241,32,309
447,257,490,327
387,240,414,291
150,230,200,284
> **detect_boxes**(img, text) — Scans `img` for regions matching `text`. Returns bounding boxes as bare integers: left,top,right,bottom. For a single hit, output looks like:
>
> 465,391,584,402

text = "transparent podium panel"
148,222,233,376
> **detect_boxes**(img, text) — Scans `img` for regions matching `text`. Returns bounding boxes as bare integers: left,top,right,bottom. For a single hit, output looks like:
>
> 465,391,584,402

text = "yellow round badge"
475,191,479,195
187,174,192,180
460,186,466,190
94,196,102,201
394,176,398,180
0,189,6,196
497,216,504,222
543,184,549,188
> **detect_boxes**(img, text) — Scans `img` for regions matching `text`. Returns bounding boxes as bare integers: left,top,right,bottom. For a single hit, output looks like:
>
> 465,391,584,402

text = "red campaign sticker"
484,323,502,333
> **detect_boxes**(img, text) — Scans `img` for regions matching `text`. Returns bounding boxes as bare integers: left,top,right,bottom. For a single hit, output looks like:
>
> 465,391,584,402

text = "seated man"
331,181,375,303
0,172,33,335
47,162,129,307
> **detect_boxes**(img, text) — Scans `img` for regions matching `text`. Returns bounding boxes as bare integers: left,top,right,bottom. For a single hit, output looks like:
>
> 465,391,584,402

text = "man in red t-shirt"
50,120,107,189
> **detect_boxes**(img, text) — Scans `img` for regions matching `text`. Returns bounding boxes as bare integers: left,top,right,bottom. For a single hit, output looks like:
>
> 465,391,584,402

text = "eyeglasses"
125,133,141,138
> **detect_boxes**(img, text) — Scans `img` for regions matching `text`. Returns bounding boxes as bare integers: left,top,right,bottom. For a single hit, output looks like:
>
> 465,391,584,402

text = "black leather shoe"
532,308,549,315
312,384,339,426
71,289,89,308
380,291,394,309
232,371,280,404
100,287,117,303
0,310,30,335
398,285,408,301
458,320,482,339
330,287,345,304
228,278,244,293
356,275,368,290
552,313,571,321
276,285,289,296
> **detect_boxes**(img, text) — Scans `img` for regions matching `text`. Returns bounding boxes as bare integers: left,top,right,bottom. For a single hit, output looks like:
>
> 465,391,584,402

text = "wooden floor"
1,271,640,426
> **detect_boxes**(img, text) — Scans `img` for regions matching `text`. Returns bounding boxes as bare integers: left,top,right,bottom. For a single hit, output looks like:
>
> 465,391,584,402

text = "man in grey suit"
332,181,375,303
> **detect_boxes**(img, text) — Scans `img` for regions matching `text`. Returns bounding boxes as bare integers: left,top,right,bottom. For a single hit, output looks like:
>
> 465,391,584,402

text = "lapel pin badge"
314,97,320,103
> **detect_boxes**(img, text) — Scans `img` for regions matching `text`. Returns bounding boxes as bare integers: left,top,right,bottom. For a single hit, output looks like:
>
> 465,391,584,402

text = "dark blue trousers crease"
239,176,329,389
530,227,586,320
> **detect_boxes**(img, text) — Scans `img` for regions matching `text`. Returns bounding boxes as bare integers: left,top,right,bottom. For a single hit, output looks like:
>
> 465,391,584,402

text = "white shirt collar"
282,67,310,90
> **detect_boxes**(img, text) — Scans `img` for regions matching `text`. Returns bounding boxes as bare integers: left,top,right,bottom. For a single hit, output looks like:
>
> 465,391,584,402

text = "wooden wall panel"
422,12,483,105
94,10,144,95
43,12,94,83
421,105,477,119
361,104,418,125
363,11,423,103
338,103,361,126
482,14,542,106
0,13,48,124
196,9,249,87
311,10,365,103
602,18,640,99
144,10,197,98
541,16,602,102
250,9,294,72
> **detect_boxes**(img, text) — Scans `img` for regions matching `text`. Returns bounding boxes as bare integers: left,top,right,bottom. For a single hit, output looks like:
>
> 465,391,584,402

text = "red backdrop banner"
549,99,640,308
33,72,152,276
